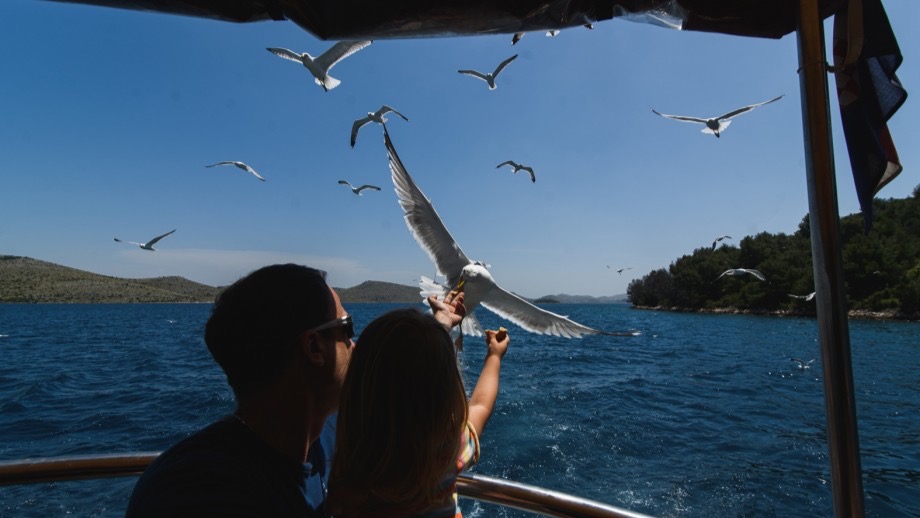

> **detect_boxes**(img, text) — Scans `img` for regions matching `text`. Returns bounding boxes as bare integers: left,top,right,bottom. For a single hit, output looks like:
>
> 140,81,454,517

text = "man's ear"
300,331,326,367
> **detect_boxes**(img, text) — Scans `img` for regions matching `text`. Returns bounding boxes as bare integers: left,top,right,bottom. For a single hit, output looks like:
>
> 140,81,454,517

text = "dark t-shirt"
126,415,332,517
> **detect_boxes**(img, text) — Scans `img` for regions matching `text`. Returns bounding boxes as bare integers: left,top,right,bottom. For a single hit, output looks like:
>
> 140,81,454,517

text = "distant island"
0,256,221,303
0,256,627,304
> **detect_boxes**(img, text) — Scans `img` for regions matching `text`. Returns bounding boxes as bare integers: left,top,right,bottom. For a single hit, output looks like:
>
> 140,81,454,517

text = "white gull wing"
715,94,785,121
386,126,471,288
740,268,767,281
351,115,374,147
650,109,708,124
379,105,409,121
265,47,305,64
520,166,536,182
492,54,518,78
480,286,601,338
458,69,490,82
314,40,372,73
114,238,144,247
145,229,176,247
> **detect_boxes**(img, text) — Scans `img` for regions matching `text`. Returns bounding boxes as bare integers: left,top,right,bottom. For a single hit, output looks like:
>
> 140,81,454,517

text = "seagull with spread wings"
114,229,176,251
338,180,381,195
791,358,815,369
789,292,817,301
266,40,371,92
652,95,784,138
715,268,767,282
711,235,732,250
351,105,408,148
458,54,518,90
496,160,535,183
206,161,266,181
385,126,636,339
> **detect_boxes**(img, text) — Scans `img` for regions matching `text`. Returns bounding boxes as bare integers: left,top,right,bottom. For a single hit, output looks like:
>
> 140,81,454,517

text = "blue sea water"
0,303,917,517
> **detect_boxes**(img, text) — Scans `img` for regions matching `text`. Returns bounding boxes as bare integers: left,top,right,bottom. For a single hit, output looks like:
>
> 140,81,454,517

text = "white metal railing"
0,453,655,518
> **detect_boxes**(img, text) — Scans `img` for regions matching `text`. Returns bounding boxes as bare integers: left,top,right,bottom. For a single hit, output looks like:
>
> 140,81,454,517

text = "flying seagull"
511,32,525,45
616,267,632,275
458,54,518,90
114,229,176,251
715,268,767,282
789,292,817,301
651,94,784,138
496,160,535,183
791,358,815,369
266,40,372,92
385,126,636,339
711,235,732,251
351,105,408,148
338,180,381,195
206,161,266,181
546,30,560,37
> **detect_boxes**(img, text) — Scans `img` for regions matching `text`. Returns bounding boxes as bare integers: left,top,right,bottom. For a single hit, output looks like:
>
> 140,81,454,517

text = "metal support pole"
795,1,865,517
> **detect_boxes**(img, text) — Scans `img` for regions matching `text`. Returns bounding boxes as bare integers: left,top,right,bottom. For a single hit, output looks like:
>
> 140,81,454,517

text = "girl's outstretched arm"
468,328,509,436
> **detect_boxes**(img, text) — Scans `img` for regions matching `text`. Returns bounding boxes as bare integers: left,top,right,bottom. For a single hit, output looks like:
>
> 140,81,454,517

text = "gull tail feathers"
317,75,341,90
702,120,732,135
460,312,484,337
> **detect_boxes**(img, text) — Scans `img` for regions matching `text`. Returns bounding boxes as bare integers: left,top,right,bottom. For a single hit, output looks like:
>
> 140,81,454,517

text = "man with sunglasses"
127,263,465,517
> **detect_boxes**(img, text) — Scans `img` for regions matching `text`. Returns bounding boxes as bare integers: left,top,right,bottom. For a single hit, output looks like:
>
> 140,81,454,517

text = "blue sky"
2,1,918,297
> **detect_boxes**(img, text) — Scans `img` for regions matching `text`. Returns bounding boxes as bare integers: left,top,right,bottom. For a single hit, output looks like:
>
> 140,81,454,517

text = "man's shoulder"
125,416,287,516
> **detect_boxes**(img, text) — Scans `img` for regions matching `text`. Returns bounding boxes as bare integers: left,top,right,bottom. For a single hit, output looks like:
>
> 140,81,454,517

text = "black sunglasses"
309,315,355,339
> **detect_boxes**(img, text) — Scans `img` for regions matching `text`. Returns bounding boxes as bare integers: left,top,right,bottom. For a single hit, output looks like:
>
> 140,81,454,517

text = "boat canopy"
52,0,844,39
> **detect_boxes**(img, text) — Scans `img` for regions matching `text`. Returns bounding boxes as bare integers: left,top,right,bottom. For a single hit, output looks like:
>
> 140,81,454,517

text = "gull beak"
454,277,465,292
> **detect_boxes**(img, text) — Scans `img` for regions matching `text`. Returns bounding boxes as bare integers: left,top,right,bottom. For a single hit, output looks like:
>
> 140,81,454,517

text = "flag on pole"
832,0,907,233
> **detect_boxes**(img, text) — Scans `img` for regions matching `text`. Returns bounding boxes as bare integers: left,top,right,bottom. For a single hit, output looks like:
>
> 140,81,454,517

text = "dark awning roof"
50,0,844,40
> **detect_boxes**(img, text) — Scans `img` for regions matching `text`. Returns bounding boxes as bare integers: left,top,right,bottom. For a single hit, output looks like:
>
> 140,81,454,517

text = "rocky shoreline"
632,305,919,322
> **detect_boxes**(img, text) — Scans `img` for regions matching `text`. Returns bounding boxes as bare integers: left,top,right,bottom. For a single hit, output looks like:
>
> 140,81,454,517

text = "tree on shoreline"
627,185,920,316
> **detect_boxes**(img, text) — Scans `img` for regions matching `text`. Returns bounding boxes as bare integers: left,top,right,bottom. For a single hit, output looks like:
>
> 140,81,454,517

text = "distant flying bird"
206,161,266,181
351,105,408,148
616,267,632,275
791,358,815,369
789,292,817,301
266,40,371,92
385,126,637,339
338,180,381,195
496,160,535,183
458,54,518,90
511,32,525,45
584,23,595,29
546,30,560,37
715,268,767,282
114,229,176,251
711,235,732,250
651,94,784,138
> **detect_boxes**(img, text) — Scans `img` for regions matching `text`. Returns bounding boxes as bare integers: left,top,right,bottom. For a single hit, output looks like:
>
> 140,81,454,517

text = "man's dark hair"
205,264,333,397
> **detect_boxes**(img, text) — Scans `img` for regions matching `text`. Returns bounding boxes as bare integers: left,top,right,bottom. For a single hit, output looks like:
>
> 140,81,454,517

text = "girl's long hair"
328,308,469,516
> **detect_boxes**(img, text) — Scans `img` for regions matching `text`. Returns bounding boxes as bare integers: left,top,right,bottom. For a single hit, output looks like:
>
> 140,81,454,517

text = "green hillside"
0,256,219,303
626,185,920,319
0,256,424,304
